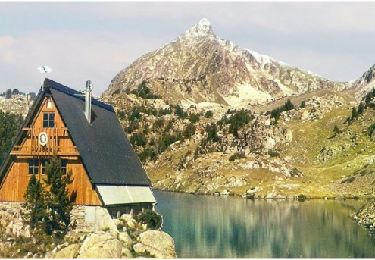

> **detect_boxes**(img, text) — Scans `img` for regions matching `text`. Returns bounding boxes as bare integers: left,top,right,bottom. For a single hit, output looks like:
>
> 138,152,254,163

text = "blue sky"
0,2,375,95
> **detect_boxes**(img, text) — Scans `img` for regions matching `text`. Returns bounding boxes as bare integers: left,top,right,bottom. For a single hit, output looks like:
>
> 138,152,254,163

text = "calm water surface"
154,191,375,258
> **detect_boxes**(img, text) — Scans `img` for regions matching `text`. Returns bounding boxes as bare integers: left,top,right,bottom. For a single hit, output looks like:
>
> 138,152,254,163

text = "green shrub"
117,110,126,120
126,120,139,133
153,118,164,130
358,103,365,115
130,133,147,147
175,105,187,118
227,109,253,137
204,110,213,118
188,113,200,123
128,107,142,121
205,124,219,142
131,81,160,99
333,125,340,136
368,123,375,137
268,150,280,157
135,210,162,229
297,194,306,202
24,157,73,238
269,99,295,124
229,152,246,161
0,111,22,164
139,148,157,162
158,133,183,153
183,123,196,138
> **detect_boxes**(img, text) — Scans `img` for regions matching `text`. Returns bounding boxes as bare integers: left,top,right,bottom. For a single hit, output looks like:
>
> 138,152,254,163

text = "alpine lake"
154,191,375,258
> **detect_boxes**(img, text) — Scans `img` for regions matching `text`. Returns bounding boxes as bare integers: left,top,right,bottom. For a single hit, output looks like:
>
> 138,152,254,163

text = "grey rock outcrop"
53,244,81,258
78,232,123,258
133,230,176,258
354,201,375,233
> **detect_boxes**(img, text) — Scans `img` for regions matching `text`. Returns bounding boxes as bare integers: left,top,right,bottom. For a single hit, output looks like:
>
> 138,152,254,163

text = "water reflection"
154,191,375,258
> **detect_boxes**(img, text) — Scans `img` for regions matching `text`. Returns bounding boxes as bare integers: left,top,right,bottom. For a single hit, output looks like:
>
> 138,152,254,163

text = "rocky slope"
353,64,375,100
105,18,348,108
101,19,375,198
354,200,375,234
103,72,375,199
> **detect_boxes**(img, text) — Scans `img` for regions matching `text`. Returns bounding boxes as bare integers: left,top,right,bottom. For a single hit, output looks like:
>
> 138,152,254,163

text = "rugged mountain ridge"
100,18,375,198
353,64,375,100
105,18,348,108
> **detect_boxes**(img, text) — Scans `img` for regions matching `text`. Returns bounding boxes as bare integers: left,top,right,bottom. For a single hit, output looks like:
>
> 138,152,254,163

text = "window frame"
40,159,68,175
43,112,55,128
61,159,67,173
28,159,39,175
40,159,47,175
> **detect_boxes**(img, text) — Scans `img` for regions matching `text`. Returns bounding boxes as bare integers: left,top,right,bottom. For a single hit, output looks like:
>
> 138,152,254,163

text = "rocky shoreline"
0,203,177,258
354,200,375,234
153,187,371,201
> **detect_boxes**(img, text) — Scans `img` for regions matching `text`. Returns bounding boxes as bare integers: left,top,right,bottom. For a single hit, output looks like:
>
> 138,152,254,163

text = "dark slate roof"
0,78,151,186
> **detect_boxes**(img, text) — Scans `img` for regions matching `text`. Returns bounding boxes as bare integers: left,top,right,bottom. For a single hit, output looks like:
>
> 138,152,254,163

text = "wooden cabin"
0,79,156,216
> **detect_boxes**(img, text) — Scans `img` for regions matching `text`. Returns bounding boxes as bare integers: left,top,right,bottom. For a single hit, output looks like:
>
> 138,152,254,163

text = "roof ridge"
43,78,114,112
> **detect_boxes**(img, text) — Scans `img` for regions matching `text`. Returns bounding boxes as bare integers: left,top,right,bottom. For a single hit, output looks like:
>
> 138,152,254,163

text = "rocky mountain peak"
179,18,215,41
105,20,347,108
352,64,375,100
356,64,375,85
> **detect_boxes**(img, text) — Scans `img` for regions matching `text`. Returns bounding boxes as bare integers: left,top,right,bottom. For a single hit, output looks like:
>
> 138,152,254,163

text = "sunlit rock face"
104,18,347,108
353,64,375,100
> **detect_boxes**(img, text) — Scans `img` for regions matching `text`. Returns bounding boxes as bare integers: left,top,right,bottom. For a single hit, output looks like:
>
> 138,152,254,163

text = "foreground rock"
78,232,123,258
134,230,176,258
354,201,375,233
0,204,177,258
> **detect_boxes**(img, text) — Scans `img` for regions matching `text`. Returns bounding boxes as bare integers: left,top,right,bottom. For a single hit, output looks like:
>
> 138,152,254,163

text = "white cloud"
0,31,164,95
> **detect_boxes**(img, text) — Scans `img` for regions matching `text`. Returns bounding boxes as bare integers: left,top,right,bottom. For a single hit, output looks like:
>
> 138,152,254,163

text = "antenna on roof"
37,65,52,74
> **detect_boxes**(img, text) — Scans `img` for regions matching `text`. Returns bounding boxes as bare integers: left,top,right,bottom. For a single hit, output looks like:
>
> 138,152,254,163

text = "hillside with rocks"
105,18,348,108
102,19,375,199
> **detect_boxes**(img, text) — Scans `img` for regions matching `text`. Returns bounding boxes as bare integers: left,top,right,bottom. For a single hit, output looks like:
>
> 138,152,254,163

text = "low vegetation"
135,210,162,230
269,99,295,123
24,157,73,238
0,111,23,164
229,152,246,161
219,109,253,137
130,81,161,99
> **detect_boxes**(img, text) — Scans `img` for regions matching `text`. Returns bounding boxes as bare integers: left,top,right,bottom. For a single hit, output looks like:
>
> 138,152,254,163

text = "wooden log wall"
0,96,101,205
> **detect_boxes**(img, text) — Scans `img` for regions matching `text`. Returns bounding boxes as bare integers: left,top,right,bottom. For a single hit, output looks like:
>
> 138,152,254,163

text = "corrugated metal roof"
97,185,156,205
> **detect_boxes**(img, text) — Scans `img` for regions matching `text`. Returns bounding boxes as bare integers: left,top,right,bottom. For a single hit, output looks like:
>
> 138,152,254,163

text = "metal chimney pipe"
85,80,92,123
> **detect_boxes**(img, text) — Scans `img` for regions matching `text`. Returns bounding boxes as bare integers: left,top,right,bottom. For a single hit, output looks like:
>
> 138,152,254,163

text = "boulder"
53,244,81,258
78,233,122,258
120,214,137,228
220,189,230,196
264,137,276,150
94,207,117,232
301,110,309,120
121,247,133,258
133,230,176,258
119,231,133,249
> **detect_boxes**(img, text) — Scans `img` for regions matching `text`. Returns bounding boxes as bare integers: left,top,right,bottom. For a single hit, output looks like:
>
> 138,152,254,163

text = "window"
43,112,55,128
28,159,39,175
61,159,67,173
41,159,67,174
41,159,47,174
